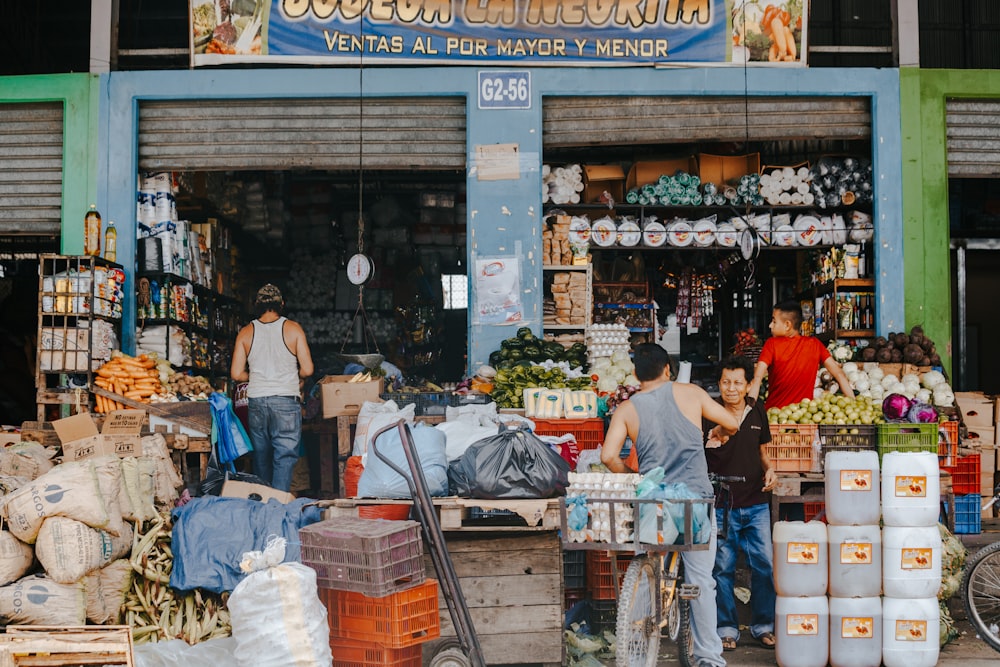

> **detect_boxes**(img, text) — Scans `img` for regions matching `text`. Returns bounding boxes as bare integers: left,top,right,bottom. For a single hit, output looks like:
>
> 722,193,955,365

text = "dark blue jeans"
713,503,776,640
248,395,301,492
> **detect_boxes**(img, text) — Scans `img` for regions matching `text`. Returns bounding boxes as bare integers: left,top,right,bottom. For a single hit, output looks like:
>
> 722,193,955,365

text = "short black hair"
773,300,803,330
633,343,671,382
719,355,754,383
254,299,284,318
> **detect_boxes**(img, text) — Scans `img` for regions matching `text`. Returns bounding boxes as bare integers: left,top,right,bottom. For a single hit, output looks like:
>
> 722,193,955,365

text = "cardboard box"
955,391,994,428
222,480,295,504
625,157,699,191
40,327,89,351
52,410,145,462
320,375,384,419
39,350,89,372
582,165,625,204
698,152,761,187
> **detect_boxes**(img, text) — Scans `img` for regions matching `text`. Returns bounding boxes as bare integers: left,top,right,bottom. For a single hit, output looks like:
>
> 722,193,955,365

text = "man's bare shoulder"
673,381,708,400
236,323,254,339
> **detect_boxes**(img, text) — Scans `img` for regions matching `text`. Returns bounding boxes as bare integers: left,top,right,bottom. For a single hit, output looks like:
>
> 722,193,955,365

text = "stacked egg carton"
586,324,630,365
565,472,641,544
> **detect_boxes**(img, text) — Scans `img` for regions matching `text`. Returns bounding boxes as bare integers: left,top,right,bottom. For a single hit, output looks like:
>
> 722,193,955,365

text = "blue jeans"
248,395,301,492
713,503,776,641
683,514,726,667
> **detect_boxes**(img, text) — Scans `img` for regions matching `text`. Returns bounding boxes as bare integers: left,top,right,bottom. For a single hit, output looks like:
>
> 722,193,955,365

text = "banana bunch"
398,381,444,392
347,371,373,383
121,515,231,645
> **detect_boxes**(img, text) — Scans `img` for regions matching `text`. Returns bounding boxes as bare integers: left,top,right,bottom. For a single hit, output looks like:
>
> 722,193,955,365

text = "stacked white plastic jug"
825,450,883,667
880,451,941,667
773,512,829,666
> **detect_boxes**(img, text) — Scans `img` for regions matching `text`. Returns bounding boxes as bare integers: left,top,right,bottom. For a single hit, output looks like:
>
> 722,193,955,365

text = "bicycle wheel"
676,596,694,667
616,556,659,667
962,540,1000,653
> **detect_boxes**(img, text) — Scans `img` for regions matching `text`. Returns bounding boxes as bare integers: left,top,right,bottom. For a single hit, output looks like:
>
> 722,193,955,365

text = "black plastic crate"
818,424,877,455
379,391,450,416
563,550,586,589
449,392,493,407
591,599,617,633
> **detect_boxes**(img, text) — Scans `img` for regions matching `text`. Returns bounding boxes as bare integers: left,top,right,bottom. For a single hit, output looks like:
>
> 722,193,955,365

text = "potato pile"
158,374,213,401
860,325,941,366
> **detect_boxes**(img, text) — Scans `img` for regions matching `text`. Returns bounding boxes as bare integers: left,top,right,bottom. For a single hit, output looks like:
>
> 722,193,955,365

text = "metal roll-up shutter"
543,96,870,147
0,102,63,235
946,99,1000,177
139,97,466,171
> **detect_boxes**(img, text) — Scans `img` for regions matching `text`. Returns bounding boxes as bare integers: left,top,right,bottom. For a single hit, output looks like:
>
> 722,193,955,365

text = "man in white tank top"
231,284,314,492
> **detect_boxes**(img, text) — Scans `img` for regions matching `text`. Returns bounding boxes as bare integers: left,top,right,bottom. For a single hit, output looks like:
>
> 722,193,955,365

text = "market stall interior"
541,136,877,392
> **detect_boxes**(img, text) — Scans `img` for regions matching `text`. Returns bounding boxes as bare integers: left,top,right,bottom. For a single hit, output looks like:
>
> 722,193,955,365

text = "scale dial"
347,253,375,285
740,228,760,261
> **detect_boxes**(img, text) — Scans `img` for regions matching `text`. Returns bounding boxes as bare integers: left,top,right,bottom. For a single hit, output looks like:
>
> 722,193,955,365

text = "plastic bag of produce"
0,574,86,625
0,530,34,586
436,418,499,462
35,516,133,584
84,558,133,623
636,468,710,545
448,423,570,499
228,537,331,667
1,460,111,543
358,423,448,498
353,401,415,461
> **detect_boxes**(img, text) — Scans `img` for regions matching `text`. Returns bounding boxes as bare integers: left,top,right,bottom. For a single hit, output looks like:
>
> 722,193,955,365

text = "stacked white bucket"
773,449,941,667
880,451,941,667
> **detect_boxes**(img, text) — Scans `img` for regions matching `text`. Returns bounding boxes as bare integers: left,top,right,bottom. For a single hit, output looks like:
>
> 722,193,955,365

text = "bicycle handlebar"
710,474,747,483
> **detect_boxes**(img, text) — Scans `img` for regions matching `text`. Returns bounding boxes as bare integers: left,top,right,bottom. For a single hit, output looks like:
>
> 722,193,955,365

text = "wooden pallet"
93,388,211,434
0,626,133,666
320,497,561,531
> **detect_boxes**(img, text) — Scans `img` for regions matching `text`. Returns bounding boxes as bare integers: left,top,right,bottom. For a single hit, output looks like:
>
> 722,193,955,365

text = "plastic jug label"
894,475,927,497
787,542,819,564
900,547,932,570
787,614,819,636
895,620,928,642
840,470,872,491
840,542,872,564
842,617,874,638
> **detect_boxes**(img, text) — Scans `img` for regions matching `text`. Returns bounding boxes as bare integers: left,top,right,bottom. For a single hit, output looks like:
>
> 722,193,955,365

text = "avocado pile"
488,327,588,372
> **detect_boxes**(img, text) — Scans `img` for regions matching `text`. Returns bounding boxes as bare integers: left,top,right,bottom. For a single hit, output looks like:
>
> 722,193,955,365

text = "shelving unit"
36,254,125,418
803,278,875,342
592,280,656,333
542,264,592,334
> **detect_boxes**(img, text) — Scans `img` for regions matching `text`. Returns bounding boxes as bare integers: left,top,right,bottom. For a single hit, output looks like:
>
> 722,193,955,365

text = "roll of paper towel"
676,361,692,383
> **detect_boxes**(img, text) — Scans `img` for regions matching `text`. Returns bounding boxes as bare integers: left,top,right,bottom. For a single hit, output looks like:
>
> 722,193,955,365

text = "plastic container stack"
299,517,439,666
773,520,829,667
825,450,882,667
880,452,941,667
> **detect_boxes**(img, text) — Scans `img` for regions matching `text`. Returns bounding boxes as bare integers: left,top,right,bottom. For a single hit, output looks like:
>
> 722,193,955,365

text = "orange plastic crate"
324,579,440,648
939,421,959,465
767,424,818,472
329,639,422,667
941,453,980,496
532,418,605,450
585,551,633,600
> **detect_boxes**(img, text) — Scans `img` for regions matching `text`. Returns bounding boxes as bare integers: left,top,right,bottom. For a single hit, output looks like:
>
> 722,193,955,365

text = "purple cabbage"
906,400,938,424
882,393,912,421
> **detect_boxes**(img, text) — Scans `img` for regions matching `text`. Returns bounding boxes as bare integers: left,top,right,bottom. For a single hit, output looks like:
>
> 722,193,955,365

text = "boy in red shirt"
748,301,854,410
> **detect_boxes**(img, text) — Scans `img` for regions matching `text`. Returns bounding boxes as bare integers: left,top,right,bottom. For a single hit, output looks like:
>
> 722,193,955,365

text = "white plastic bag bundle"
1,460,111,543
84,558,133,623
0,574,87,625
35,517,133,584
228,537,331,667
353,400,415,462
0,530,34,586
435,419,499,462
135,638,239,667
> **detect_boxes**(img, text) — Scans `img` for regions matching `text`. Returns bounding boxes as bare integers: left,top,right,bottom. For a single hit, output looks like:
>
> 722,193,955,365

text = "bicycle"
560,477,737,667
961,482,1000,653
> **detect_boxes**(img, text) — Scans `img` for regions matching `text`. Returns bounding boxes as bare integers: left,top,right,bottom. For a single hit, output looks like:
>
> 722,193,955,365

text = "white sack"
35,517,132,584
0,574,87,625
0,531,34,586
85,558,133,623
2,460,110,543
352,400,415,463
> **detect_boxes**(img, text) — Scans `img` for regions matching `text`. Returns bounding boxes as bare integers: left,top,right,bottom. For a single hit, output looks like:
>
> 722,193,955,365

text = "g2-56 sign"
478,71,531,109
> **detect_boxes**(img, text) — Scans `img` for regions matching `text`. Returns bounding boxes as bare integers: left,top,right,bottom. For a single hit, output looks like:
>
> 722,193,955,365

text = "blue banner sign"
191,0,807,67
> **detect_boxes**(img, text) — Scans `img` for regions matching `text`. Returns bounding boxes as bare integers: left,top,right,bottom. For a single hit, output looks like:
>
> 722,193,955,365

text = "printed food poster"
731,0,806,64
840,542,872,565
900,548,932,570
895,620,927,642
787,614,818,636
191,0,264,56
786,542,819,564
841,617,873,639
894,475,927,497
840,469,872,491
474,258,523,325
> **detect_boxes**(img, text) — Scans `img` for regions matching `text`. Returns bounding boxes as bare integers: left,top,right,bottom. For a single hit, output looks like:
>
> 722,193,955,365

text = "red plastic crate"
329,638,422,667
532,418,605,450
323,579,440,648
803,501,825,522
939,421,959,465
585,551,633,600
941,453,981,496
299,517,425,597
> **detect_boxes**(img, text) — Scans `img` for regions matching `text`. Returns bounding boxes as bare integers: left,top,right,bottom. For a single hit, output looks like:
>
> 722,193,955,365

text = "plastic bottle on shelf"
84,204,101,256
104,220,117,263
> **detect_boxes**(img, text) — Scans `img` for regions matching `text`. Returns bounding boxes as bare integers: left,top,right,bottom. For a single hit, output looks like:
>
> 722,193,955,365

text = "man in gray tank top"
601,344,739,667
231,284,314,492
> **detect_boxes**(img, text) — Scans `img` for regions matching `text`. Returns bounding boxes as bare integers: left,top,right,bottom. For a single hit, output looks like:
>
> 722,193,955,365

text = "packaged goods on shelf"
542,163,584,205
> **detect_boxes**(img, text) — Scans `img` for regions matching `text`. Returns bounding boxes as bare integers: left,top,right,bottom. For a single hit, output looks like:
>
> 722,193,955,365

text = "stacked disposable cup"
880,452,940,667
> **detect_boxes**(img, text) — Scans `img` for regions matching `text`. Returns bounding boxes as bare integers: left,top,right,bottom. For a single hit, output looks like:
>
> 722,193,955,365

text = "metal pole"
956,243,967,389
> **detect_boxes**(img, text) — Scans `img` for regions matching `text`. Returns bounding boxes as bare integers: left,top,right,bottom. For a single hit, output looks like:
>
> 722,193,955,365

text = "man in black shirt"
704,356,777,651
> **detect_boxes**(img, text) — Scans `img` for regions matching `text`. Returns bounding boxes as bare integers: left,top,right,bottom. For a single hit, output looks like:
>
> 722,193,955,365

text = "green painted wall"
0,74,99,254
900,69,1000,376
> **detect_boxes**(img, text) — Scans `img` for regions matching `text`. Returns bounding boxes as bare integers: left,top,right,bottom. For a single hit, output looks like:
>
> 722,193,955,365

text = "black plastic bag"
199,443,268,497
449,423,570,499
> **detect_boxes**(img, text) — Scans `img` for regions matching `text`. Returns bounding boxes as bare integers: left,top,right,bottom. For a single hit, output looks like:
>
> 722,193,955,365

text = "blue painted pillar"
465,84,543,370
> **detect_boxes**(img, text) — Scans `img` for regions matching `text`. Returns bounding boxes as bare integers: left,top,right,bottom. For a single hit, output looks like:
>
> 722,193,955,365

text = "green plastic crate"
876,422,938,461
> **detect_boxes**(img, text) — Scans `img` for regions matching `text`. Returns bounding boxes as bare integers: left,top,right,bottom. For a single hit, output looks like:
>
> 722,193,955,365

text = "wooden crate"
421,532,563,666
0,626,133,666
17,421,62,448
